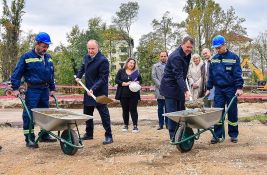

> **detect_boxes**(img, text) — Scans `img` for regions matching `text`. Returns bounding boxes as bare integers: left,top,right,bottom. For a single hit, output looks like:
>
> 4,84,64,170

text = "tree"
253,30,267,75
152,11,182,51
52,17,106,85
137,32,164,85
184,0,247,53
0,0,25,81
112,1,139,57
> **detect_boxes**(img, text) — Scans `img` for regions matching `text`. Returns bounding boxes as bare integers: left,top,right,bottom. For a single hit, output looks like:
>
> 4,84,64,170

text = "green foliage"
184,0,247,54
137,32,164,85
0,0,25,80
239,115,267,124
253,30,267,74
112,1,139,57
152,11,182,51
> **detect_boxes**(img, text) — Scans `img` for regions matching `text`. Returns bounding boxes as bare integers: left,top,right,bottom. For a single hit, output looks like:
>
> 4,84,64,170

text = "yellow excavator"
241,55,267,92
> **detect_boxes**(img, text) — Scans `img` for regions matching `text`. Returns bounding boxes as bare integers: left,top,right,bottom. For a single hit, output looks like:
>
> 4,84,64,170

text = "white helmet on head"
129,82,141,92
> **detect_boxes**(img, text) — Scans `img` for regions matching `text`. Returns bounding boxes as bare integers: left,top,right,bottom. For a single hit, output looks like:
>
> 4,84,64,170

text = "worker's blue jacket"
11,49,55,91
207,50,243,90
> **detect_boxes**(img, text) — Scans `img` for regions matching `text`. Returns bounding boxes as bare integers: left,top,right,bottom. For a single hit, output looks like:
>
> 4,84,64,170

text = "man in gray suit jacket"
152,51,168,130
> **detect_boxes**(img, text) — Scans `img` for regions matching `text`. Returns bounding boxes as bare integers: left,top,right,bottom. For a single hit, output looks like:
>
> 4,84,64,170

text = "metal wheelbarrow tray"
31,108,92,131
18,95,93,155
163,96,237,153
164,108,224,129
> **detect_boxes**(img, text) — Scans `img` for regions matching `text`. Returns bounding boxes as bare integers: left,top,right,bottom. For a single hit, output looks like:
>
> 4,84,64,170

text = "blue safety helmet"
35,32,52,45
211,35,225,48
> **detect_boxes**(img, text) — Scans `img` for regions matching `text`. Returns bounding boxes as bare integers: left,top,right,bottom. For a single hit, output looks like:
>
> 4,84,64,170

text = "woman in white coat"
187,54,204,100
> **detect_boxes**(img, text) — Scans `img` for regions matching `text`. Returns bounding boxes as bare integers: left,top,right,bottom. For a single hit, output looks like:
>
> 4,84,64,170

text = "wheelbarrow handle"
74,75,97,100
50,94,59,109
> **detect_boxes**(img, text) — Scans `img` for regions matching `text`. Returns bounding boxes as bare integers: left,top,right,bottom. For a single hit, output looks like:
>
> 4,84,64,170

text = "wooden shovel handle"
74,76,96,100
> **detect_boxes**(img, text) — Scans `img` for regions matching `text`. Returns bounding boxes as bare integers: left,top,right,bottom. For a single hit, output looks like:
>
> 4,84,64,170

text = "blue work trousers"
214,86,238,138
22,88,49,142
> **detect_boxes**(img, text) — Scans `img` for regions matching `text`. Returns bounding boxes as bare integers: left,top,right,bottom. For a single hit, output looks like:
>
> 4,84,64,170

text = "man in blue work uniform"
11,32,57,148
160,36,194,141
75,39,113,145
205,35,243,144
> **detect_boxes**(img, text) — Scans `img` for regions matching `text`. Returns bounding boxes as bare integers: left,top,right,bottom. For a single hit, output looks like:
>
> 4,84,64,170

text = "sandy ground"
0,103,267,175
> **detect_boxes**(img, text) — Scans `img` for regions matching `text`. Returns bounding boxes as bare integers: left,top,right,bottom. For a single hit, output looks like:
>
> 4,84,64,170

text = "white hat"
129,82,141,92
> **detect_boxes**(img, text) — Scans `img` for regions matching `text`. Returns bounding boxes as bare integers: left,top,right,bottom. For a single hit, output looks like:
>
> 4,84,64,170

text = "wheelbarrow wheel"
175,125,195,153
60,129,79,155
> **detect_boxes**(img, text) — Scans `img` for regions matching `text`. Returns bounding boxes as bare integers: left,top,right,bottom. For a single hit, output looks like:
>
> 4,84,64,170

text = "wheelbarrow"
163,95,237,152
18,95,93,155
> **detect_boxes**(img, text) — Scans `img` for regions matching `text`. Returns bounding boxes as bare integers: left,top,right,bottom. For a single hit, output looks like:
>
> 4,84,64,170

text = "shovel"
185,79,205,109
74,76,113,104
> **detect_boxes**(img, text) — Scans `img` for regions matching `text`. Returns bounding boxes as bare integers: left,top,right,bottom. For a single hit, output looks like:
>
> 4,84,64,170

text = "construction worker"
11,32,56,148
205,35,244,144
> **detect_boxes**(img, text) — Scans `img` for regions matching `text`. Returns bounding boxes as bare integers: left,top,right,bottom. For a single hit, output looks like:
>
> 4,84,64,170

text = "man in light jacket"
152,51,168,130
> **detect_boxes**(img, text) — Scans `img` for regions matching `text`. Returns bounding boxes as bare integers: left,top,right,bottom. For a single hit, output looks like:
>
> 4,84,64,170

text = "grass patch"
0,88,5,96
240,115,267,124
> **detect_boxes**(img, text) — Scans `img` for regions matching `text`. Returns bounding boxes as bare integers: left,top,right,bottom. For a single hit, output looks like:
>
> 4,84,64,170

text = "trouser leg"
226,89,238,138
23,88,43,142
214,87,226,138
157,99,165,127
83,105,95,137
96,105,112,137
129,97,139,126
120,98,130,126
165,98,181,140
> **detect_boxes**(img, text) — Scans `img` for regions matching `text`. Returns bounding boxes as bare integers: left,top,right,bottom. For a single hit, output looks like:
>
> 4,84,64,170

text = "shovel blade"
96,96,113,104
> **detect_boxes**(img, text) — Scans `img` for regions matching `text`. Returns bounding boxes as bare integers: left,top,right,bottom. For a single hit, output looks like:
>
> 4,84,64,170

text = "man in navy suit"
160,36,194,141
76,39,113,145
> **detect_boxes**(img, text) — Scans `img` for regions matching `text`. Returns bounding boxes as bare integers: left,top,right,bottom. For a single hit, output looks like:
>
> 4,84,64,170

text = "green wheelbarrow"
164,95,237,153
18,95,93,155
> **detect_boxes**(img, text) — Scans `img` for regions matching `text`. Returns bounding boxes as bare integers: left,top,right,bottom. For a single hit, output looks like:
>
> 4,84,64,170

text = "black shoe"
81,133,93,140
210,137,222,144
26,141,39,148
39,135,57,142
103,136,113,145
157,126,163,130
230,137,238,143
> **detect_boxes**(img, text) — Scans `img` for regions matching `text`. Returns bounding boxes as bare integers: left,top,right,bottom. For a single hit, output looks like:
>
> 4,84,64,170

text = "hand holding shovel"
74,75,113,104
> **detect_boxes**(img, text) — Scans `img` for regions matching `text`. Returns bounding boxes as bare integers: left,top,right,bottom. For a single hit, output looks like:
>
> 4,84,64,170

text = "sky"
0,0,266,50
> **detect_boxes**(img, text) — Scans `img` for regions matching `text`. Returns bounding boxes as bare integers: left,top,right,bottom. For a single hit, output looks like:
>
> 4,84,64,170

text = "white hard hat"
129,82,141,92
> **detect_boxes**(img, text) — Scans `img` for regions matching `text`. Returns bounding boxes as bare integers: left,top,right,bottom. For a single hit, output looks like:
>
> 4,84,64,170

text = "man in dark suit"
160,36,194,140
76,39,113,145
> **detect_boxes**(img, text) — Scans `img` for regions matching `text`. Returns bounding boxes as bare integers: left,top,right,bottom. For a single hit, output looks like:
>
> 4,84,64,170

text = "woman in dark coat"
115,58,142,133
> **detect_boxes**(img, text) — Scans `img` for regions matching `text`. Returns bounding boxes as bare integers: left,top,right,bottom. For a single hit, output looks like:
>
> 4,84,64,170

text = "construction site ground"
0,96,267,174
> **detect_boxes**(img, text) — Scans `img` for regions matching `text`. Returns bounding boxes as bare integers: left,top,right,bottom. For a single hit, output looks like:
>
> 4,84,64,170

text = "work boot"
26,140,39,149
39,133,57,142
81,133,93,140
210,137,222,144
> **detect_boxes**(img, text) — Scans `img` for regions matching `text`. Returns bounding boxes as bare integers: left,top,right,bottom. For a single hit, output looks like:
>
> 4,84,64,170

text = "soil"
0,103,267,175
